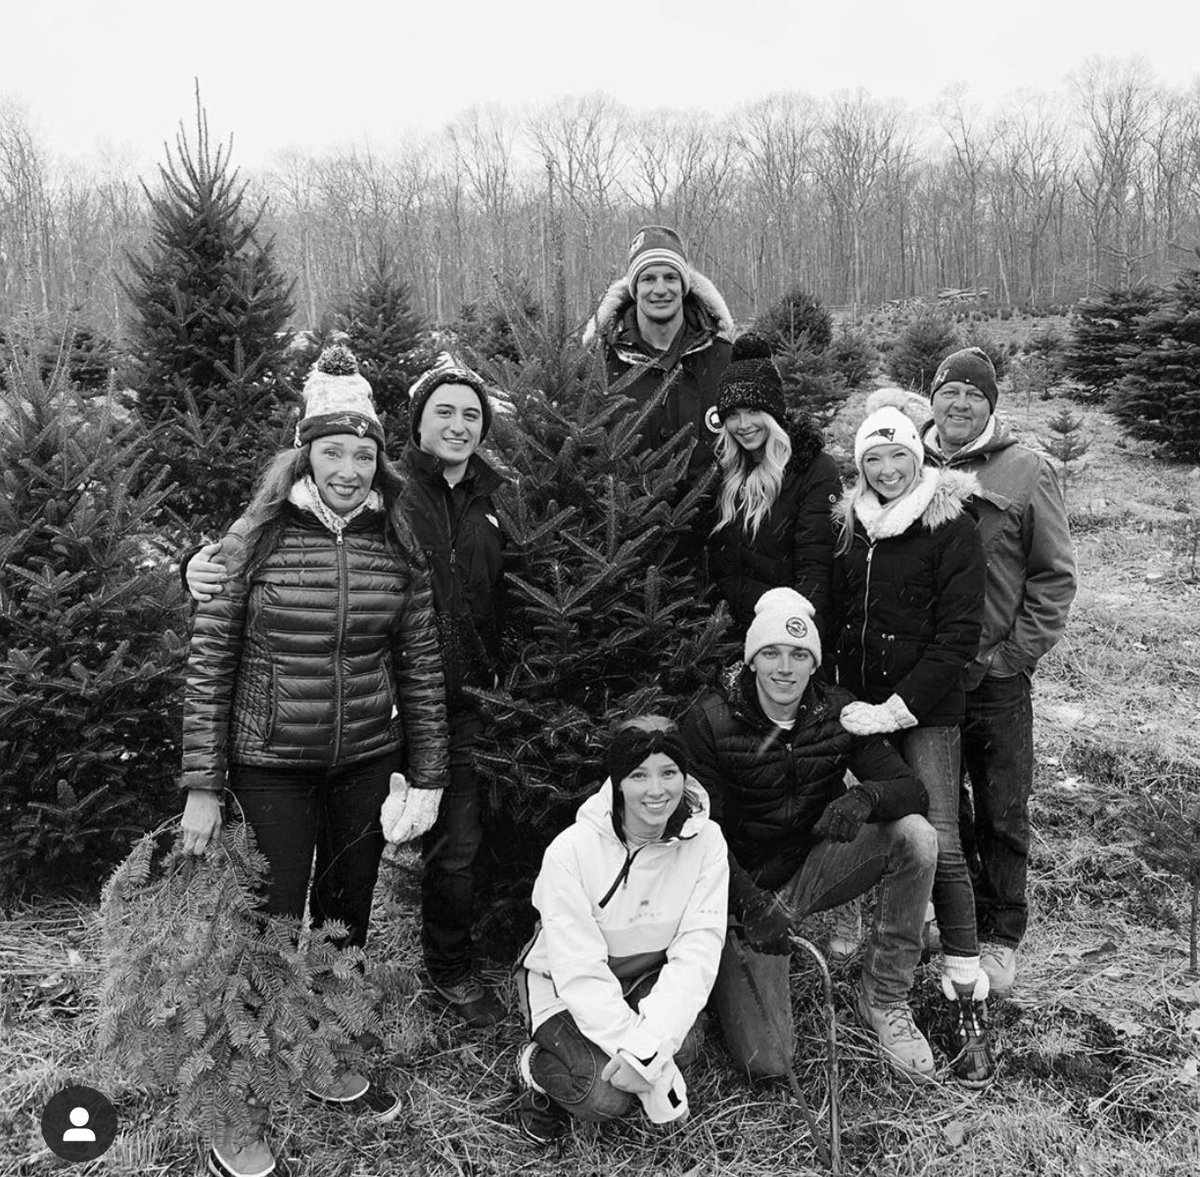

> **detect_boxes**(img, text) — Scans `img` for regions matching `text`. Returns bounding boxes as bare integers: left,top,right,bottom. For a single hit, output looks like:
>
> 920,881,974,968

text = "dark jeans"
530,970,704,1124
960,672,1034,948
229,752,397,948
421,708,486,986
895,726,978,960
714,815,937,1079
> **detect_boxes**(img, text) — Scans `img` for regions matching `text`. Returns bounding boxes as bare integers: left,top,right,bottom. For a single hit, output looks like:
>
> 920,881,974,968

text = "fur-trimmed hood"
837,466,981,541
582,270,734,347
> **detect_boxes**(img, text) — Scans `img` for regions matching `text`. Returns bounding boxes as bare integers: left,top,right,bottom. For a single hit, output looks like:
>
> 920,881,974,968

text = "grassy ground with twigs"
3,361,1199,1176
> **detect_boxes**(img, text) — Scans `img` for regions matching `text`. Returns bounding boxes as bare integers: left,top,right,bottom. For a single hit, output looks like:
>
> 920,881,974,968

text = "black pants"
230,753,397,948
421,709,486,985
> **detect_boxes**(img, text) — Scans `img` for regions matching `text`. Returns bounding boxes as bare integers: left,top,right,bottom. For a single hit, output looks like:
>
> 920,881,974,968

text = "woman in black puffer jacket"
831,387,992,1088
705,334,841,645
178,346,447,1177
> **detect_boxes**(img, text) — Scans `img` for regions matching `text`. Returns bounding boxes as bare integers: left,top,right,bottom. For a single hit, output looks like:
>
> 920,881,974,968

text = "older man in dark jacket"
682,588,938,1083
923,347,1076,1000
584,225,733,487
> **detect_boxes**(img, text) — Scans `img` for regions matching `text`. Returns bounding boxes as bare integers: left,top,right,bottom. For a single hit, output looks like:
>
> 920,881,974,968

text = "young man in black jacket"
682,588,939,1082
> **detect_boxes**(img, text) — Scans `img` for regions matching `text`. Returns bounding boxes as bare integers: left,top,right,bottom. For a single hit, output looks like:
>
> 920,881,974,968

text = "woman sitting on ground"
513,716,728,1142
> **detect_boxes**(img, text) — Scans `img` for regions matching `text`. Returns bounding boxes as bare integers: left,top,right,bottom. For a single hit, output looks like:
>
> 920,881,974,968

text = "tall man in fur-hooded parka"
584,226,734,487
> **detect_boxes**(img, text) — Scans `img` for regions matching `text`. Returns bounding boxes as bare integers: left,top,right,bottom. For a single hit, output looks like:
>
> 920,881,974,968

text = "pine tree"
124,92,295,534
1111,261,1200,461
99,821,382,1136
754,286,834,355
1041,406,1089,501
773,335,849,427
459,336,731,948
0,342,187,902
335,248,428,454
886,310,959,393
1065,285,1162,403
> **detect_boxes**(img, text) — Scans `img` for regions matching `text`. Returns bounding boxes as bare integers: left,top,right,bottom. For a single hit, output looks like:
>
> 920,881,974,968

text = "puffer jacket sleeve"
391,561,449,790
792,451,842,631
889,512,984,719
844,721,929,821
180,539,250,794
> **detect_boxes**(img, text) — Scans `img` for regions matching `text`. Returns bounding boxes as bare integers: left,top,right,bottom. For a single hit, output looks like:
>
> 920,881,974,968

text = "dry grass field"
2,368,1198,1176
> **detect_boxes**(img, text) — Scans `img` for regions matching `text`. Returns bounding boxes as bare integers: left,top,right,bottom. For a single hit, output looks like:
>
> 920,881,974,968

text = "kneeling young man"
682,588,938,1081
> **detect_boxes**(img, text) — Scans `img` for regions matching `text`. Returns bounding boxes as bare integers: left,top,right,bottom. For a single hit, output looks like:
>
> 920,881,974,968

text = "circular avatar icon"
41,1085,118,1163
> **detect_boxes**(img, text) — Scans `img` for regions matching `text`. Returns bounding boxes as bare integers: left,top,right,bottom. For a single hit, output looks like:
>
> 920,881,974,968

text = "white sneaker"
980,942,1017,1000
856,992,934,1081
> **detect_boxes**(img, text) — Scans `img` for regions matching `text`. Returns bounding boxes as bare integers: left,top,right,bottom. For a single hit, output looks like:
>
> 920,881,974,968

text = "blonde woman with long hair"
705,333,840,643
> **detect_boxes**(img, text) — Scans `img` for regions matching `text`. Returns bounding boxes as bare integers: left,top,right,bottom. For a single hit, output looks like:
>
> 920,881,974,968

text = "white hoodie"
519,778,728,1083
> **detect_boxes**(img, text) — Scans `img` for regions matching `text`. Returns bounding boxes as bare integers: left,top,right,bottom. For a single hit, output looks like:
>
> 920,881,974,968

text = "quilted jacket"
181,501,447,792
705,415,842,642
681,663,927,900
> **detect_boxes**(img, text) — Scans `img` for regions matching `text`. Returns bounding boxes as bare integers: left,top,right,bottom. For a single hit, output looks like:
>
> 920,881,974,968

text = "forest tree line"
2,56,1200,341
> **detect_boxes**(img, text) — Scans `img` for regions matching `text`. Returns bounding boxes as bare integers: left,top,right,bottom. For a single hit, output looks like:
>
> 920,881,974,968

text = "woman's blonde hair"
710,414,792,540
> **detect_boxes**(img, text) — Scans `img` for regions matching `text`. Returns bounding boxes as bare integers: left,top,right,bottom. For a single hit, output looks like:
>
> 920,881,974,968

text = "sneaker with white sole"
856,992,935,1081
980,942,1017,1000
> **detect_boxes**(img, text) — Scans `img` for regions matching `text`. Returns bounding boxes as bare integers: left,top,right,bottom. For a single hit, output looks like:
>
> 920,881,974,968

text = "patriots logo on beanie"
295,345,384,449
868,427,895,442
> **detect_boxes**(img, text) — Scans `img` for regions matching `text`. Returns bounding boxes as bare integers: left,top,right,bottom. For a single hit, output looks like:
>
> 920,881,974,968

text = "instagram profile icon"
40,1084,118,1162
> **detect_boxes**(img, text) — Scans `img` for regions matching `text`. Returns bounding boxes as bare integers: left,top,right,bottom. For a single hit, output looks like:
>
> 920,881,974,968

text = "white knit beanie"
744,587,822,667
854,404,925,472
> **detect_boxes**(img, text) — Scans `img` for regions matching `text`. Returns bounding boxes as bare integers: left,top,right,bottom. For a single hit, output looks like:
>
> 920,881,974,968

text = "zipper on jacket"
860,542,875,688
598,845,649,908
332,528,347,764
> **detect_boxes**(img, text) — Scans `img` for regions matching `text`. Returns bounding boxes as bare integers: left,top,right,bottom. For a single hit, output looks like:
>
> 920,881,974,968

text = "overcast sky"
5,0,1199,170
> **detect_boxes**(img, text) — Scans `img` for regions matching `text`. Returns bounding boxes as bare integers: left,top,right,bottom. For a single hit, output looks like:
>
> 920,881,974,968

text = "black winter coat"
831,469,984,727
587,273,734,484
682,664,927,900
182,500,448,793
705,416,842,640
401,443,506,710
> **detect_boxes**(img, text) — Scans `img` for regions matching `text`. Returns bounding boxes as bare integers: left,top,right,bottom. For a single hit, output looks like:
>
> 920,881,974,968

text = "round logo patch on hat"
786,617,808,639
705,406,723,434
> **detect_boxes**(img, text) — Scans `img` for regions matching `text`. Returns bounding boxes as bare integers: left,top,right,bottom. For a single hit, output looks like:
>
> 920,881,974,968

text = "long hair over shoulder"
710,415,793,540
221,444,418,580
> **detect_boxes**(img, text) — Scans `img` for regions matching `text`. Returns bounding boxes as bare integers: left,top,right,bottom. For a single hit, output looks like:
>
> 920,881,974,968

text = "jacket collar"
718,661,828,732
583,269,734,348
403,441,504,495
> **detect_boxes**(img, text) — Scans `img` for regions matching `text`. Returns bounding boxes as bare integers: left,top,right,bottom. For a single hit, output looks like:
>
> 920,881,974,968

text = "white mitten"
636,1059,689,1125
838,701,899,736
380,775,446,844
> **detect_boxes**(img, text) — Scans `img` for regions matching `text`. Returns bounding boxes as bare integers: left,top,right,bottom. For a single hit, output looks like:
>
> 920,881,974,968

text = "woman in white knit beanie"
831,387,995,1088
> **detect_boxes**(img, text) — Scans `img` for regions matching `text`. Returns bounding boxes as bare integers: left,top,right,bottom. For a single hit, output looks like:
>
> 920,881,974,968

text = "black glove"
813,789,874,843
739,890,793,955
